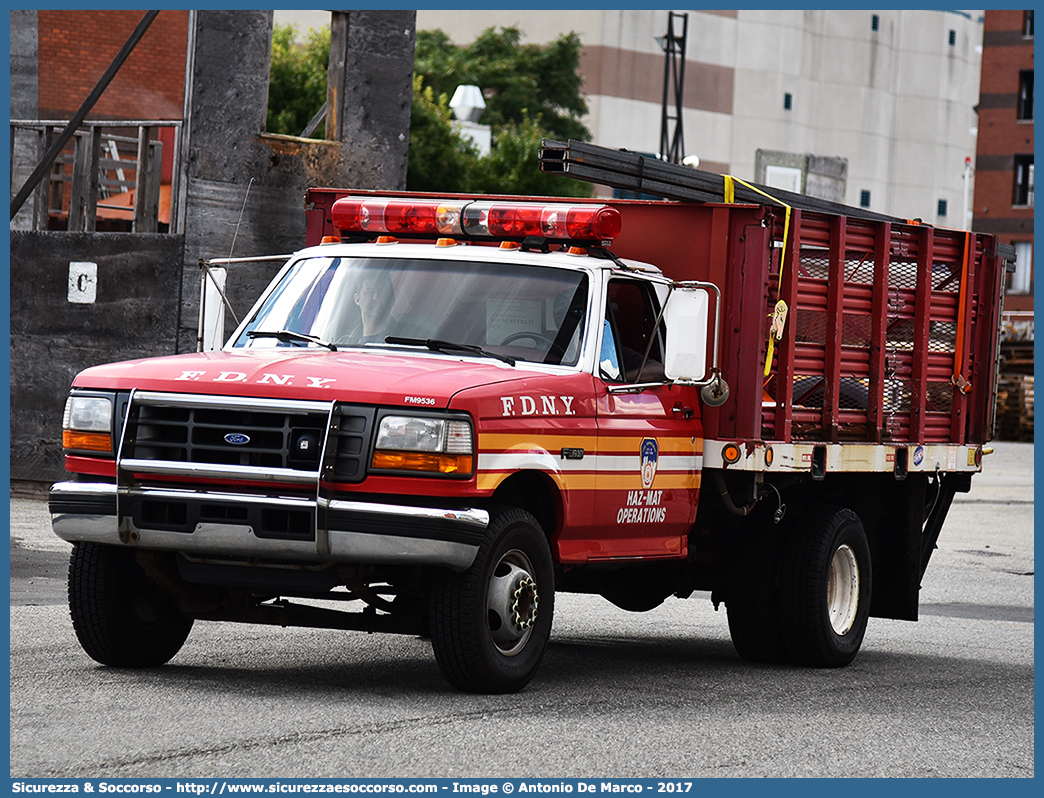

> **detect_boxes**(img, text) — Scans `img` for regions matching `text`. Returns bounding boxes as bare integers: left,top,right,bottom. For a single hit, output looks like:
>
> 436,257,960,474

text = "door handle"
672,403,694,419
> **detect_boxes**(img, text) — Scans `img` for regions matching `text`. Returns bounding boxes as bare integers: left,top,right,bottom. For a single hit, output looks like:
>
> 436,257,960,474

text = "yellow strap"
724,175,792,373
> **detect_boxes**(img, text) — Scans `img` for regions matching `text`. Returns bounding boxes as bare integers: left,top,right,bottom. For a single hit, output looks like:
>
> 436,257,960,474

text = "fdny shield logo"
640,438,659,489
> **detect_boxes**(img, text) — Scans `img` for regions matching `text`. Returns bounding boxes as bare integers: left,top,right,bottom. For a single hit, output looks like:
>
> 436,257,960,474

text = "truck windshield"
232,255,589,367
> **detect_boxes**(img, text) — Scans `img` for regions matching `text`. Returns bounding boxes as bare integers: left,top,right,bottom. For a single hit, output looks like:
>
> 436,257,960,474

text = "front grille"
126,403,328,469
121,394,376,483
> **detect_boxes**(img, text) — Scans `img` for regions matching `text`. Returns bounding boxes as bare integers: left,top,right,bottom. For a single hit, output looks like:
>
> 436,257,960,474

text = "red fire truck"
51,143,1011,693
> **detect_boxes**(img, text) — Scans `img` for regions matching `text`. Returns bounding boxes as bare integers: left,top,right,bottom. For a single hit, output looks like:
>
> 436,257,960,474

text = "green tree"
267,23,329,136
413,25,592,196
414,26,591,145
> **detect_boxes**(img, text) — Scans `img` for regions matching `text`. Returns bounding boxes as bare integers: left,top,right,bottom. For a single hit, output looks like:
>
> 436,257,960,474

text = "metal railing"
10,119,182,234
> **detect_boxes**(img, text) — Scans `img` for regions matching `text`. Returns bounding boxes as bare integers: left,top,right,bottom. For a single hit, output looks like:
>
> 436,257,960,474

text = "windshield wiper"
385,336,515,366
247,329,338,351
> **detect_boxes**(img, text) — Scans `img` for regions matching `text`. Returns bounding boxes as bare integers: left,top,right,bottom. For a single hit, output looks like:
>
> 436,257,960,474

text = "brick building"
37,9,188,121
972,10,1034,441
972,9,1034,315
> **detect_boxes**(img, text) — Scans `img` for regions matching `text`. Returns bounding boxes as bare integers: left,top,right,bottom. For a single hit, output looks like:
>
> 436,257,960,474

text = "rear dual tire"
780,506,871,667
726,505,871,668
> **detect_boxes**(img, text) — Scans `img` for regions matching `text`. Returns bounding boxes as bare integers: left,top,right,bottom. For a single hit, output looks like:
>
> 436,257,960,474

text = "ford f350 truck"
50,142,1011,693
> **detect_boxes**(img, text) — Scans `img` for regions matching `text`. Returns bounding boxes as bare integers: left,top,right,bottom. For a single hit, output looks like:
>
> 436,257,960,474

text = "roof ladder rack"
538,138,903,224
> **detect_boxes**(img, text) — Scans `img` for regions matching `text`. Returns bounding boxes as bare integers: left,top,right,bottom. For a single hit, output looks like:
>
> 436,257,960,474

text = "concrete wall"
10,233,186,481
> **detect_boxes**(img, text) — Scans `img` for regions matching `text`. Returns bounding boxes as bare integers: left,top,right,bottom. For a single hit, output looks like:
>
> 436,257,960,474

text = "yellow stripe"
481,433,599,450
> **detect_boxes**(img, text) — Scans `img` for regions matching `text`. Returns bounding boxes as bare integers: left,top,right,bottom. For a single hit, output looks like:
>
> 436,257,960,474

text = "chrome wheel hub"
487,550,539,656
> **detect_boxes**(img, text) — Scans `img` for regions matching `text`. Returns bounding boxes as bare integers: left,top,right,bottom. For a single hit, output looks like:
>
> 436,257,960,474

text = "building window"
948,29,956,46
937,199,948,217
871,14,879,31
765,165,803,193
860,190,871,207
1018,71,1034,120
784,93,792,110
1009,241,1033,294
1024,10,1034,38
1013,155,1034,206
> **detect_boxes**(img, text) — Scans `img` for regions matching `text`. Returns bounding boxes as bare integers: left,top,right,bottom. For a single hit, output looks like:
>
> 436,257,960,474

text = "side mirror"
663,285,710,383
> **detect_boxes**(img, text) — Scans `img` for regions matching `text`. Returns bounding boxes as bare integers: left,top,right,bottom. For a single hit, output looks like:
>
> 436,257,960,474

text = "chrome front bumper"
49,481,488,571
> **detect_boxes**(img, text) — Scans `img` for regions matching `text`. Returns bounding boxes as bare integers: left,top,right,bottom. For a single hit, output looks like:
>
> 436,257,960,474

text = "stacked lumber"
996,374,1034,441
1000,340,1035,375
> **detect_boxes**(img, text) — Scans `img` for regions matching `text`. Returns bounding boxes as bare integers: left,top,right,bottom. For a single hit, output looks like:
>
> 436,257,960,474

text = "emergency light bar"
330,197,622,244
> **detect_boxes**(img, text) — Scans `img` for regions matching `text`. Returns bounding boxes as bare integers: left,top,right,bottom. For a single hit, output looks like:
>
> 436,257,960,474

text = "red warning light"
330,197,622,244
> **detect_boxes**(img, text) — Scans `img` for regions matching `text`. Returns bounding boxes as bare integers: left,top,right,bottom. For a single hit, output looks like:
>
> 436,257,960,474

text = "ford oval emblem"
224,433,251,446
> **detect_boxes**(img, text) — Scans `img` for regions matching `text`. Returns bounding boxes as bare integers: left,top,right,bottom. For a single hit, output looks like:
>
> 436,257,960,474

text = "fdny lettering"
173,370,335,388
258,373,292,386
617,490,666,524
500,395,576,417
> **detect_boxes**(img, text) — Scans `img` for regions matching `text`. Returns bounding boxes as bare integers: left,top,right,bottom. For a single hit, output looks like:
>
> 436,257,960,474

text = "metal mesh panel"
932,262,962,293
926,382,954,414
889,259,919,291
790,376,870,410
929,321,957,353
842,255,875,284
798,253,830,280
841,314,872,347
886,318,916,352
794,308,828,344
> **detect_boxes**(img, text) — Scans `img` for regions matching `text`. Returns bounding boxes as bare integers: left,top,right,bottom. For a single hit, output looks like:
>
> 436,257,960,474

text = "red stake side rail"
759,209,1004,446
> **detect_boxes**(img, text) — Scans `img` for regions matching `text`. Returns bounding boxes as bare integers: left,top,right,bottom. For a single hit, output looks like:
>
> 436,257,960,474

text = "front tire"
68,542,193,667
780,506,872,667
429,508,554,693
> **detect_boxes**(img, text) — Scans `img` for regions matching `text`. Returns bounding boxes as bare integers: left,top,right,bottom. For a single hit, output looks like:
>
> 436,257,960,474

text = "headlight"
371,415,473,475
62,393,114,455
